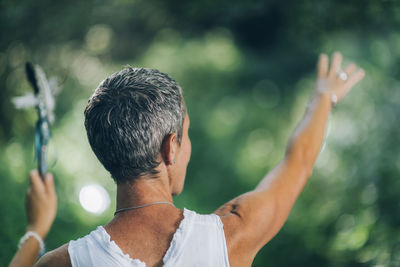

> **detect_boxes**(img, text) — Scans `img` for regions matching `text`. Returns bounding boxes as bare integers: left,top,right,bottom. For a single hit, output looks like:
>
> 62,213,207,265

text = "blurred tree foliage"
1,0,400,266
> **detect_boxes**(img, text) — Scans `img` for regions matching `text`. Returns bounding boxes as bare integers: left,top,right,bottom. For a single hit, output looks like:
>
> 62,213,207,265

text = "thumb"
44,173,56,196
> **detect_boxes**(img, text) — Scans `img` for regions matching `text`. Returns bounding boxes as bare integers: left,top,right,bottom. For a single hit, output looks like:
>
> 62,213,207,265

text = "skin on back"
104,206,184,266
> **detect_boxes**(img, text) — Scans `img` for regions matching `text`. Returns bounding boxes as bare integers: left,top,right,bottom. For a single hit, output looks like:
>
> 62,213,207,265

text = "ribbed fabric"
68,209,230,267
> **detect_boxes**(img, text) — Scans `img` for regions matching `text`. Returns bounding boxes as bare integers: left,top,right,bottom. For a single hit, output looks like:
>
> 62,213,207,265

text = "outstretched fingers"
345,69,365,90
344,63,357,75
328,52,343,79
316,52,366,103
317,53,329,78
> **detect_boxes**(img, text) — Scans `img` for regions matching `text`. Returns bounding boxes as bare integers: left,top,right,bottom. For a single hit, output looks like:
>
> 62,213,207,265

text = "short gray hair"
84,67,185,183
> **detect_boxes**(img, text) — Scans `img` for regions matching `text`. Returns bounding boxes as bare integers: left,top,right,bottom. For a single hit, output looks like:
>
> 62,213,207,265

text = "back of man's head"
84,67,185,183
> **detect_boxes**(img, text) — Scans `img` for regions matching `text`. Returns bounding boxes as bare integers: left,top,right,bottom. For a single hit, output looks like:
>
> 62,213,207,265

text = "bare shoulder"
215,202,256,267
35,243,71,267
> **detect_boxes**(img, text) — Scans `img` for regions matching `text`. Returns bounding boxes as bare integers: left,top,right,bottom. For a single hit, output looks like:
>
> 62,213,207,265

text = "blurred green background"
1,0,400,266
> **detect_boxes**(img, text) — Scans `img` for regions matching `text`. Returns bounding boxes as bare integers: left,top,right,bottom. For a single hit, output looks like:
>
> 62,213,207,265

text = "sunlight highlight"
79,184,110,215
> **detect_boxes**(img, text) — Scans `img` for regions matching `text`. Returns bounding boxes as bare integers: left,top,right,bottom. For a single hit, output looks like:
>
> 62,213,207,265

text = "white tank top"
68,208,230,267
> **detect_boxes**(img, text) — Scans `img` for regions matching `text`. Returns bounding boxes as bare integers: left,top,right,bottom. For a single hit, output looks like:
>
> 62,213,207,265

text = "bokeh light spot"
79,184,110,215
85,24,113,54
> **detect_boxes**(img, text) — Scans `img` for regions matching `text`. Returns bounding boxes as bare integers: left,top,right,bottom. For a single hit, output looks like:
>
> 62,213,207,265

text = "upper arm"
35,244,71,267
215,156,309,265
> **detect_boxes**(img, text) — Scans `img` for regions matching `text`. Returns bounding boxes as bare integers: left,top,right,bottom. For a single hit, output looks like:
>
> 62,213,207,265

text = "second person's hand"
26,170,57,239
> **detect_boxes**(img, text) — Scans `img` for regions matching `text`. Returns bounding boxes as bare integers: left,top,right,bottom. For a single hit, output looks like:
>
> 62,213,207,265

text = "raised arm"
215,52,365,266
9,171,57,267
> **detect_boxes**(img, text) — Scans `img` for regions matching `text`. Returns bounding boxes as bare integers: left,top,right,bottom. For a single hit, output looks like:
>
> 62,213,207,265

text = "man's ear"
161,133,177,165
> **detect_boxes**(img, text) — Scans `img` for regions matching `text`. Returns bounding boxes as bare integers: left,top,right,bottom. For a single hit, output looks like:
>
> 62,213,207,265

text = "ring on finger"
337,69,348,81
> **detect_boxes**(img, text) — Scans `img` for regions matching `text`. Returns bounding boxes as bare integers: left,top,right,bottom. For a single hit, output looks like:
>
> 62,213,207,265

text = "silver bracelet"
18,231,45,256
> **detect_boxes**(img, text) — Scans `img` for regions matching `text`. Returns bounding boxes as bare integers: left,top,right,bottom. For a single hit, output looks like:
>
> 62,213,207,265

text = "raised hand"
9,172,58,267
316,52,365,104
26,170,57,239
